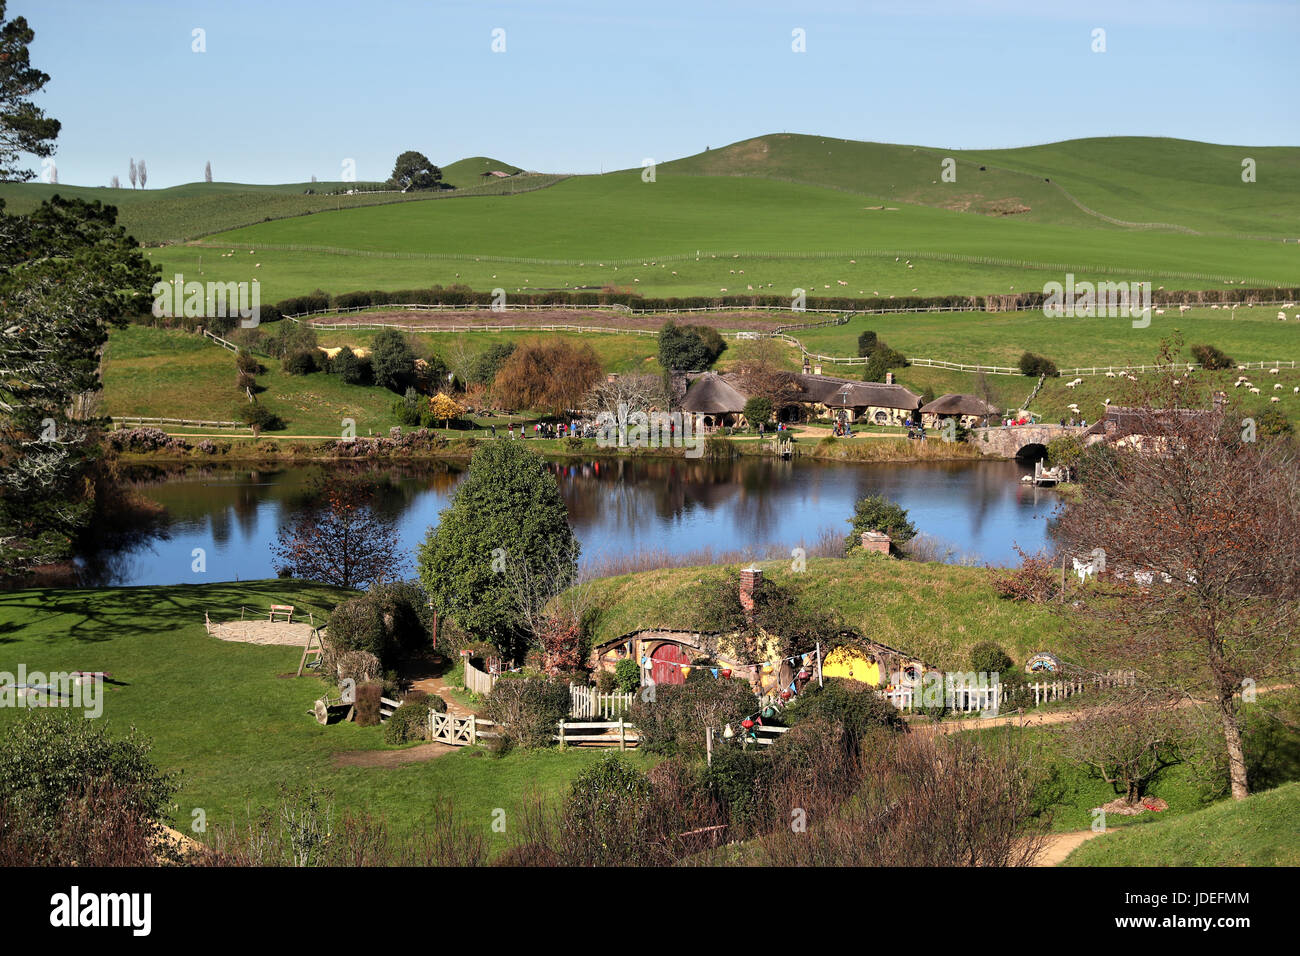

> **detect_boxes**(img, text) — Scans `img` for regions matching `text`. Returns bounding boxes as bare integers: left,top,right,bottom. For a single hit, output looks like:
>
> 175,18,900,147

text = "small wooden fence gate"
429,711,487,746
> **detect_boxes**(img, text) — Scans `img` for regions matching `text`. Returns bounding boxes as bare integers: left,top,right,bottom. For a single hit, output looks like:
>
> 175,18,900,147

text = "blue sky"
18,0,1300,187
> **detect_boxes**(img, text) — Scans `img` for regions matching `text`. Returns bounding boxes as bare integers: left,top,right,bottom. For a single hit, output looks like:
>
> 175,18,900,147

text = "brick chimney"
861,531,891,554
739,567,762,619
885,371,894,385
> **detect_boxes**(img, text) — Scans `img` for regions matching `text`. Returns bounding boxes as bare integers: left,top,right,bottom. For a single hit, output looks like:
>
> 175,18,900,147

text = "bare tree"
1060,688,1190,805
109,174,120,189
137,159,147,189
271,477,407,589
580,372,670,418
204,160,212,183
128,158,136,189
1055,385,1300,800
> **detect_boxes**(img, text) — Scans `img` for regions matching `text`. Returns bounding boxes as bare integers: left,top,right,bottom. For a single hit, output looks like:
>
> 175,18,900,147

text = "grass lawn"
1064,781,1300,866
0,579,647,853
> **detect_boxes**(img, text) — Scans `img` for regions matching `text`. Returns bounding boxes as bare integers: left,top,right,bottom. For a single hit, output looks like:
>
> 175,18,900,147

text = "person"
509,425,515,440
490,423,497,439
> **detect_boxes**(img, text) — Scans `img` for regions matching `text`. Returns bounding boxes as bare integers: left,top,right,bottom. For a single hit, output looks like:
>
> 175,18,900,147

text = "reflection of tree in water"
546,457,791,541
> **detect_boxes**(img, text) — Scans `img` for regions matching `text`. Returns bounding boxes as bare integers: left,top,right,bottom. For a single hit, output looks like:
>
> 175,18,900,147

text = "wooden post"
469,713,477,745
706,726,713,767
618,718,626,751
815,642,824,688
559,720,565,747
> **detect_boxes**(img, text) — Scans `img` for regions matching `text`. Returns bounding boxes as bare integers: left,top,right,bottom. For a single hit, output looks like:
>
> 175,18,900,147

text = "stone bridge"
969,424,1085,459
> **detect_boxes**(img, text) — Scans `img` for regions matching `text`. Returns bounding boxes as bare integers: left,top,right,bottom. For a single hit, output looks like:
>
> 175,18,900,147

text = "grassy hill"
1064,781,1300,866
580,553,1069,671
666,133,1300,237
0,159,551,245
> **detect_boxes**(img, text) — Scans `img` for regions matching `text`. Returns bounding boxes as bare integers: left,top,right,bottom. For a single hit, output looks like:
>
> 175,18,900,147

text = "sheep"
1065,381,1078,389
1105,371,1116,378
1250,387,1261,394
1270,367,1280,375
1294,387,1299,394
1276,384,1284,390
1072,557,1096,583
1178,304,1190,314
1155,308,1166,315
1279,312,1288,321
1271,396,1281,403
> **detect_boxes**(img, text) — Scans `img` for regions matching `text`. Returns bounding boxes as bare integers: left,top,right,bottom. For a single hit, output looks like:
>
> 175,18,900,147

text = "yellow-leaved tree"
429,392,464,428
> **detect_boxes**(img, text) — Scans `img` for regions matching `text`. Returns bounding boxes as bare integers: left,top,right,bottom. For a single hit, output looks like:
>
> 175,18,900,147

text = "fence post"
559,719,565,747
706,726,713,767
469,713,477,745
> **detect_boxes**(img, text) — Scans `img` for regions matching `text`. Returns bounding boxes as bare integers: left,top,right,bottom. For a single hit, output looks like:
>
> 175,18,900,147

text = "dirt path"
1032,830,1102,866
331,741,456,768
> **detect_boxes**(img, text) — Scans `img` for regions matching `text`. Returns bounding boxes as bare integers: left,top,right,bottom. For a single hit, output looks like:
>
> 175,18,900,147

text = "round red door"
650,642,691,686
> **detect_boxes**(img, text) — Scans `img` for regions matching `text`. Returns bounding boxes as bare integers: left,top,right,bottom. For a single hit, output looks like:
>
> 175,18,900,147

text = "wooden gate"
429,711,479,746
650,642,691,686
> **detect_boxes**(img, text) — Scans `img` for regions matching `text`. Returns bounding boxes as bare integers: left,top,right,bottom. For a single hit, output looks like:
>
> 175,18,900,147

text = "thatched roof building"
681,372,748,415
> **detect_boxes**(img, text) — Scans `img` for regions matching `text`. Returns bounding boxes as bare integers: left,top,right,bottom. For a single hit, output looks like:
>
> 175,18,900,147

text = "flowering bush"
106,427,191,453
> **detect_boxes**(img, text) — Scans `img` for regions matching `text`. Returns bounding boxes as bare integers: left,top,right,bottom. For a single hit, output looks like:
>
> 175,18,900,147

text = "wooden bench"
269,604,295,623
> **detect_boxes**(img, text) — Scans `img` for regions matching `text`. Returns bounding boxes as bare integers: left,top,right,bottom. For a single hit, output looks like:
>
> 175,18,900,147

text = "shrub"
371,328,416,392
629,678,758,757
382,693,447,744
1018,351,1059,377
595,669,617,694
781,678,905,749
1191,344,1234,371
283,349,319,375
992,553,1061,603
564,435,585,452
743,396,773,426
844,493,917,552
330,345,366,384
856,330,878,357
105,427,190,453
559,754,657,865
702,746,775,834
354,682,383,726
239,404,284,432
0,712,176,836
613,658,642,694
484,677,571,749
329,649,382,686
970,641,1014,676
325,582,432,671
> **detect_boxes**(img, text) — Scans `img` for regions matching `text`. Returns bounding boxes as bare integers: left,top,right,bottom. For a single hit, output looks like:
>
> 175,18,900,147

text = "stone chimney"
813,363,822,376
885,371,894,385
739,567,762,619
861,531,891,554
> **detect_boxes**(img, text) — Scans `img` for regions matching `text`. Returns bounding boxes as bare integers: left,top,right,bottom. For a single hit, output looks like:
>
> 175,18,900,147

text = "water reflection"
72,456,1058,587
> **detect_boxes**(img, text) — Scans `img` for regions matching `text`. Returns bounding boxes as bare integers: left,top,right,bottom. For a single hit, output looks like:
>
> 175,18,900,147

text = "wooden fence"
427,710,639,749
111,416,250,432
569,684,635,719
462,659,497,696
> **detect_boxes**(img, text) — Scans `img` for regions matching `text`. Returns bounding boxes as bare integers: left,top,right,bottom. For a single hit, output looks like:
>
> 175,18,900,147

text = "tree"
329,345,365,385
468,341,516,386
581,372,670,418
417,442,578,659
1055,391,1300,800
493,340,602,416
370,328,416,392
271,477,406,589
856,330,878,357
204,160,212,183
109,174,120,189
0,197,159,571
128,158,137,189
657,321,725,371
732,359,804,418
1018,352,1058,377
861,340,908,383
844,494,917,553
743,396,773,427
428,392,464,428
137,159,147,189
0,2,60,182
388,150,443,192
1061,689,1189,804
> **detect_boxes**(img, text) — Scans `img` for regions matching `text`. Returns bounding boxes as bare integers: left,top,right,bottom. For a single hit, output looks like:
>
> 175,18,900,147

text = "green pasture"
0,580,639,848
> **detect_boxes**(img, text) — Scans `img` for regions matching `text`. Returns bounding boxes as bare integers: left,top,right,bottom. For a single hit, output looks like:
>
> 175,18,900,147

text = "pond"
76,456,1060,586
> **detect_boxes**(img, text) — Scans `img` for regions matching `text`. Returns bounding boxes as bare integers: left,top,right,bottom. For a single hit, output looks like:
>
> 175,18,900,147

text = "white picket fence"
569,684,635,719
882,669,1137,713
